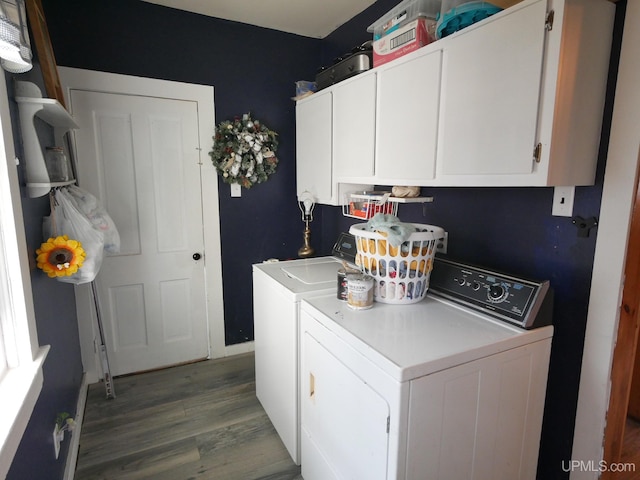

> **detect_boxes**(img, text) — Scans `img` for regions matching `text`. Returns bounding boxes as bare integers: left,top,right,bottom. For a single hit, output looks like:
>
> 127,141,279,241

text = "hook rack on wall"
572,216,598,238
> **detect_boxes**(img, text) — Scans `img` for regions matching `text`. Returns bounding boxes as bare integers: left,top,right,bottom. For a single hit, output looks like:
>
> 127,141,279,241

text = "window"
0,70,49,478
0,224,11,382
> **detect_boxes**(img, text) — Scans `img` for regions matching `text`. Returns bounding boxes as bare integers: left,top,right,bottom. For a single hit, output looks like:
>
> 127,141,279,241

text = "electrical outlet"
230,183,242,197
53,424,63,459
436,232,448,254
552,186,575,217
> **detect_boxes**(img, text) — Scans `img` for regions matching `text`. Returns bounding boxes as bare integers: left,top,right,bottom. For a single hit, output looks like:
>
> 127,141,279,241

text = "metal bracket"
572,216,598,238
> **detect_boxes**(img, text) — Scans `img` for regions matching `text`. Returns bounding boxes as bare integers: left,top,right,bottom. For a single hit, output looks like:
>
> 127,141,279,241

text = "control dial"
488,283,509,303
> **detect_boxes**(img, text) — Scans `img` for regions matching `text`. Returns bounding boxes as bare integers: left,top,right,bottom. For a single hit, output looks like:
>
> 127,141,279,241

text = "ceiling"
140,0,378,39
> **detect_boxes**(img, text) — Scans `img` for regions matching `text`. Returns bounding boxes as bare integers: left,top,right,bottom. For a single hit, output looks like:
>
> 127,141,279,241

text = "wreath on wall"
210,113,279,188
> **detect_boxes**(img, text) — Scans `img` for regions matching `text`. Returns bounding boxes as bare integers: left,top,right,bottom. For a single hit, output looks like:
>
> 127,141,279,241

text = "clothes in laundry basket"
363,213,417,246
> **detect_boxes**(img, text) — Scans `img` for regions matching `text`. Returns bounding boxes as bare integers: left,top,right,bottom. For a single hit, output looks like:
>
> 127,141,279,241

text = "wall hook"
572,216,598,238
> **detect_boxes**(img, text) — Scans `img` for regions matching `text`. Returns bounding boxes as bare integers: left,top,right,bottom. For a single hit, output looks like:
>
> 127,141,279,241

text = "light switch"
552,186,575,217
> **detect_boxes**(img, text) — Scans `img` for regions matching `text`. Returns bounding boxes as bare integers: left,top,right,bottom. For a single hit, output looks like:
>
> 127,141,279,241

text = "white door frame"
59,67,227,382
571,4,640,477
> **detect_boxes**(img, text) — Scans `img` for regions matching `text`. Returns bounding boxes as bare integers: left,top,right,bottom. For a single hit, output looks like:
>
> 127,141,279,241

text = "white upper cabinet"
438,0,545,177
333,72,376,179
297,75,373,206
296,89,333,204
376,49,442,184
435,0,615,186
295,0,616,200
332,49,442,186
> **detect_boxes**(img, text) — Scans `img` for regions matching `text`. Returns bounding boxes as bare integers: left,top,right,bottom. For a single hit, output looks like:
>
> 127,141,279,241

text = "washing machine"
300,257,554,480
252,233,357,464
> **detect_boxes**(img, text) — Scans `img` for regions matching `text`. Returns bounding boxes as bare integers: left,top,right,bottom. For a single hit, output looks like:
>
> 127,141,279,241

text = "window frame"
0,70,49,478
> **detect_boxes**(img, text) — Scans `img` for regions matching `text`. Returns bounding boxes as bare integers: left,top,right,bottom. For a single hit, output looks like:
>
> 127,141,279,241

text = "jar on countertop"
346,273,374,310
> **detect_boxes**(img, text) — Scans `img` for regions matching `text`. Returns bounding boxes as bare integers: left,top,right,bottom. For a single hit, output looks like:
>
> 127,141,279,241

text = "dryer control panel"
429,257,553,329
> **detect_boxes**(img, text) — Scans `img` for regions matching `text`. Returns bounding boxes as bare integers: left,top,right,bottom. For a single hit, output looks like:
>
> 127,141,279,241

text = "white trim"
0,346,48,479
63,374,88,480
225,340,254,357
57,67,226,381
571,3,640,477
0,66,48,476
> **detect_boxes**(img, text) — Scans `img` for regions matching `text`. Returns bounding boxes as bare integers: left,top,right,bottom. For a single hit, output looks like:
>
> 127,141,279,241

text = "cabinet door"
296,90,333,203
439,0,546,176
301,329,389,480
376,49,442,183
333,72,376,179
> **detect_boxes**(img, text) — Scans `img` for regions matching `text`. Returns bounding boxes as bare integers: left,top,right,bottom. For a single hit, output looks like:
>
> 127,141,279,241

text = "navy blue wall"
7,0,623,478
6,63,84,478
40,0,322,345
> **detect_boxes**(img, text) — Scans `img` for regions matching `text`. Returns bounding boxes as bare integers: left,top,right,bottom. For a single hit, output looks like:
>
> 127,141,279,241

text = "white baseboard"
224,340,254,357
63,374,88,480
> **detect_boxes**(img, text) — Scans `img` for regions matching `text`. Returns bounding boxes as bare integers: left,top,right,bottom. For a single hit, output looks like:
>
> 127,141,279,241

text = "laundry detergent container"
350,223,445,304
436,0,503,38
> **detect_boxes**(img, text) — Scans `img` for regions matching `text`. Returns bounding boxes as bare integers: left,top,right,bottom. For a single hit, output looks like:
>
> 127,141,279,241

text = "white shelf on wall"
14,81,78,198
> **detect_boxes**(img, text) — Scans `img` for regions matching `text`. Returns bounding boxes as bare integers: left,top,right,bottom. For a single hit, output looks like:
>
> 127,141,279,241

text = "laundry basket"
349,223,445,304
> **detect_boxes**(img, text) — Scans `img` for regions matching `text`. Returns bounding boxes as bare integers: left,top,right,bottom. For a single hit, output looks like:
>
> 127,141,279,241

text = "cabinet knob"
192,253,202,261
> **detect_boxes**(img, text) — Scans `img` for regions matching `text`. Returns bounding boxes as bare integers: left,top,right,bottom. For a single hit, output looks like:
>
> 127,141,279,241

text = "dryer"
300,257,554,479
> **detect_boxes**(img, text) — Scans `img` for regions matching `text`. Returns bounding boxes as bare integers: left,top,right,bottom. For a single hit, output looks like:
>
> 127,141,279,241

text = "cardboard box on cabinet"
372,17,434,66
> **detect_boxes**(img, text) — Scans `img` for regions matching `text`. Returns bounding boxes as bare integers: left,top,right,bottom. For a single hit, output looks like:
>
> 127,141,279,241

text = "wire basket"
349,223,445,304
343,192,398,219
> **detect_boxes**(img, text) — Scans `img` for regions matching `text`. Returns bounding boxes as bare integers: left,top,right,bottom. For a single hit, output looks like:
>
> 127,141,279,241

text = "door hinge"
386,416,390,433
545,10,554,31
533,143,542,163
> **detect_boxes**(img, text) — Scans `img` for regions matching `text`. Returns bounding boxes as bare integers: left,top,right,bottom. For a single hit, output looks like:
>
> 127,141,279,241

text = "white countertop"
301,294,553,383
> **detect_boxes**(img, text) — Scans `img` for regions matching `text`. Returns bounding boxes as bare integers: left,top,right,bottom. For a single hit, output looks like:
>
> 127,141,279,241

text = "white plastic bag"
64,185,120,254
43,189,105,284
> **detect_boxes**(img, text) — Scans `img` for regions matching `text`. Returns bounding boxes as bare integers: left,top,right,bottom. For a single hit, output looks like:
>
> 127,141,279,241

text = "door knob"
192,253,202,261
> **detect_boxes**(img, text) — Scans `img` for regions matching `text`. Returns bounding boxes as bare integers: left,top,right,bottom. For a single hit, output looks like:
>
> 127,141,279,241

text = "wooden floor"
74,353,302,480
618,417,640,479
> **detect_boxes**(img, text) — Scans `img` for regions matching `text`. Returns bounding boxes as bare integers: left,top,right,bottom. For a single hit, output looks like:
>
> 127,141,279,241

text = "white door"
69,89,209,376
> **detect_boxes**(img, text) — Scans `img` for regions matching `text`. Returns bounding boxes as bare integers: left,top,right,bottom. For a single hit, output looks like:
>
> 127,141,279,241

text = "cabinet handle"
309,372,315,398
533,143,542,163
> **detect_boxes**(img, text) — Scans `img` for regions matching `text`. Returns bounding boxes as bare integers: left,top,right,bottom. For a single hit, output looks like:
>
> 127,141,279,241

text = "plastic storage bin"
350,223,445,304
368,0,441,66
436,0,502,38
368,0,441,39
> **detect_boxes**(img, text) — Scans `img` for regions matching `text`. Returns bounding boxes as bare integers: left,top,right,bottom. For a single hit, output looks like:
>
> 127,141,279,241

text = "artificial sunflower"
36,235,86,278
